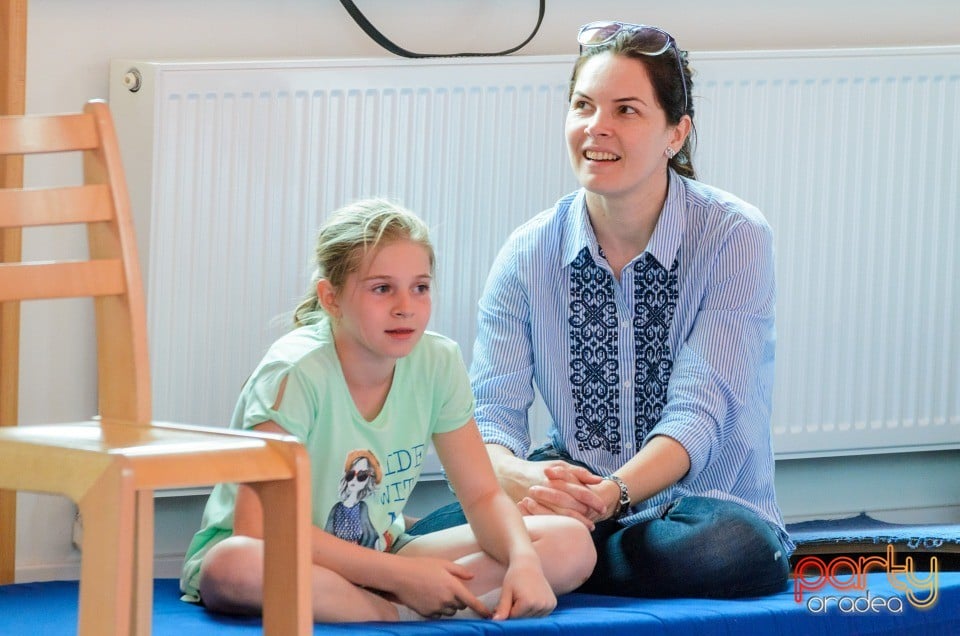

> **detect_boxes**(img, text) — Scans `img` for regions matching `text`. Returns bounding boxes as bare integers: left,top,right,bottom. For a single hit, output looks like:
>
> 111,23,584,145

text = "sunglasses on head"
345,469,372,482
576,21,689,115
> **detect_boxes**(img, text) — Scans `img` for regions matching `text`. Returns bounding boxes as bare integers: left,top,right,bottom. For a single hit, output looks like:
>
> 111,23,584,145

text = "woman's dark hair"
569,31,697,179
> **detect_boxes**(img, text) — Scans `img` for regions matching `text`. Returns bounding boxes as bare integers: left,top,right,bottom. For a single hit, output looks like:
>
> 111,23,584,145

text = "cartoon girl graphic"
324,449,383,548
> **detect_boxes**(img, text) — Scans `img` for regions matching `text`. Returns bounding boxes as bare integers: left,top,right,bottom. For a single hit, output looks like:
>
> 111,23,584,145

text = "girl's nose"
392,294,412,317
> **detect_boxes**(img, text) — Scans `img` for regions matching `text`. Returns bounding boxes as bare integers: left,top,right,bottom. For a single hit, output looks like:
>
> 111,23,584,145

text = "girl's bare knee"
198,536,264,615
558,517,596,585
529,516,597,589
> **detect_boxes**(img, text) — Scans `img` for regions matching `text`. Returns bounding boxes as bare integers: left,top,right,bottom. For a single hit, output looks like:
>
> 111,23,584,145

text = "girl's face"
322,239,432,367
565,51,688,204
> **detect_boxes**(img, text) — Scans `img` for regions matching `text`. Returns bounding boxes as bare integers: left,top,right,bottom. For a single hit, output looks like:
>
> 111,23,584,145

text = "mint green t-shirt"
180,319,474,600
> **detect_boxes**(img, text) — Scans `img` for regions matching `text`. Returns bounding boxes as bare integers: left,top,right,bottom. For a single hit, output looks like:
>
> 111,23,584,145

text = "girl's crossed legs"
197,514,594,622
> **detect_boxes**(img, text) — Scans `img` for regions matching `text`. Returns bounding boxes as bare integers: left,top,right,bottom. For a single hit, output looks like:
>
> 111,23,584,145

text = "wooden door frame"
1,0,27,585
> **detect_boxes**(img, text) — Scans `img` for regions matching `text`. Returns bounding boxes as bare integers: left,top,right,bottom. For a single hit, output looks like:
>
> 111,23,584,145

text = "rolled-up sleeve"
471,238,537,458
653,218,776,483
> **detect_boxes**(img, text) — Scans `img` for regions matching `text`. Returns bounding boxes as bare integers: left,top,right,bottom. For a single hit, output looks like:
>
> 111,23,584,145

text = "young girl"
179,198,595,622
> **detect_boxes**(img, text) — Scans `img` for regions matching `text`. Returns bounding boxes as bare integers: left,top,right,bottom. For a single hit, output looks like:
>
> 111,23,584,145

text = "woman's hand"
388,555,491,619
492,554,557,620
487,445,606,526
517,463,607,528
522,437,693,526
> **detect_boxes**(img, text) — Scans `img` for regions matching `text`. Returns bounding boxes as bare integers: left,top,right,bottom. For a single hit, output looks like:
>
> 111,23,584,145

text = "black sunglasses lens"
578,21,622,46
346,470,369,482
629,28,671,54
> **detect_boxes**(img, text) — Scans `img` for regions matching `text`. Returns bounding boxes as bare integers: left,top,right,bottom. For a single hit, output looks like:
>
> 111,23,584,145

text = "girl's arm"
234,421,490,618
434,419,557,619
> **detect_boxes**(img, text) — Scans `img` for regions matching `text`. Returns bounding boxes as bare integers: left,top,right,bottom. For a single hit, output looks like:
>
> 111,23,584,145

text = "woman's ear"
316,279,339,318
671,114,692,150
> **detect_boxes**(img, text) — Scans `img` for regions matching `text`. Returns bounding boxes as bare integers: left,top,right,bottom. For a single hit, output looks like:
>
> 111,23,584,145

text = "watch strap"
603,474,631,517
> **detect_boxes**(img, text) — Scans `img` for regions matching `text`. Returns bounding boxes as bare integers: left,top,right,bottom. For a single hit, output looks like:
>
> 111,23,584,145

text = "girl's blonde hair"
293,198,434,327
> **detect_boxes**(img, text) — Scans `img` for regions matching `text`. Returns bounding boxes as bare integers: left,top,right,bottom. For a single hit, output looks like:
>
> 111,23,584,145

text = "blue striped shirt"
472,171,789,543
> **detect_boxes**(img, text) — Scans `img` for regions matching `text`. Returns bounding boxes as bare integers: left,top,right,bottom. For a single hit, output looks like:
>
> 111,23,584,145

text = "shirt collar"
559,189,596,267
648,170,686,269
560,169,687,269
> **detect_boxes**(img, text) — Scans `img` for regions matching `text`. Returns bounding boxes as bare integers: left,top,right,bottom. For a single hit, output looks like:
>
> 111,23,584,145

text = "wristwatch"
603,474,631,518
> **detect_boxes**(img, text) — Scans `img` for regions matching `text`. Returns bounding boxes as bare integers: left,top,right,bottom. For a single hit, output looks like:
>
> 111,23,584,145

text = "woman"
410,21,793,599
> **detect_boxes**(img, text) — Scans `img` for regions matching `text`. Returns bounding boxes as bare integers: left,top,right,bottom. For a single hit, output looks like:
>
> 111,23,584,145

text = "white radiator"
108,48,960,474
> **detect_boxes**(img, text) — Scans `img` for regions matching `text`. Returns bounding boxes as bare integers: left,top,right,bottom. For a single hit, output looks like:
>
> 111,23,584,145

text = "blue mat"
2,573,960,635
788,513,960,553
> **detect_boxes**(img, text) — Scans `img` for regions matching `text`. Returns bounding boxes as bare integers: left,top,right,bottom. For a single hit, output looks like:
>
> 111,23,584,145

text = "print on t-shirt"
324,449,384,549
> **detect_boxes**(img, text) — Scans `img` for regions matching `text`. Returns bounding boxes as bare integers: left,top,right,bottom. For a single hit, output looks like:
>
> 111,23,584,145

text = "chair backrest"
0,100,151,424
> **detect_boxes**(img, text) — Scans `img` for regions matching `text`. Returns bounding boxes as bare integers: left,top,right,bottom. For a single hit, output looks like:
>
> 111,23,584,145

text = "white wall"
15,0,960,581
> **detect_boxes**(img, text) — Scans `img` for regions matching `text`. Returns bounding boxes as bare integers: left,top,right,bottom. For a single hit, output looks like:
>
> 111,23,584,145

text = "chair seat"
0,417,312,636
0,420,302,498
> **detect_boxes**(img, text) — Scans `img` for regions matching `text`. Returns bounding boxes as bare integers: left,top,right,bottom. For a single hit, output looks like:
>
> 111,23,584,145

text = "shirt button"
623,380,631,387
621,320,629,328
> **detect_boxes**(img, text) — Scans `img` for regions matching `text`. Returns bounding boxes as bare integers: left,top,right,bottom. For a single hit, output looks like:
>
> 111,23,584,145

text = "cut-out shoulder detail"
271,375,289,411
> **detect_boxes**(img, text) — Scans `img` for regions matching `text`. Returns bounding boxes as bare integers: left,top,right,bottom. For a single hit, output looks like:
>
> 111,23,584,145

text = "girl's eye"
372,284,390,294
415,283,431,294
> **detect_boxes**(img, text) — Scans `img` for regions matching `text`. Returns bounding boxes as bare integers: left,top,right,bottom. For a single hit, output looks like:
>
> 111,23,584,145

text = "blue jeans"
408,444,790,599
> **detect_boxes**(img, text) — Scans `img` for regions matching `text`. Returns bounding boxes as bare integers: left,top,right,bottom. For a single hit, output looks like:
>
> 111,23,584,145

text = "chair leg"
253,444,312,636
0,488,15,584
78,464,137,636
132,490,155,636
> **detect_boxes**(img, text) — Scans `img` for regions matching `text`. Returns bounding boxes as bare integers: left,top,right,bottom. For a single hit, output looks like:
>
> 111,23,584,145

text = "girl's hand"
390,555,491,619
492,555,557,620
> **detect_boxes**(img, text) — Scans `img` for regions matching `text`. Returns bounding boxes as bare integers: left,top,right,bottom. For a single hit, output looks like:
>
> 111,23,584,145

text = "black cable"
338,0,546,58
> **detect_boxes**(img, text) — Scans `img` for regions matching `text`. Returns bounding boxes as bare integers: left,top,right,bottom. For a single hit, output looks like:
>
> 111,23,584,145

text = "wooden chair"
0,100,312,635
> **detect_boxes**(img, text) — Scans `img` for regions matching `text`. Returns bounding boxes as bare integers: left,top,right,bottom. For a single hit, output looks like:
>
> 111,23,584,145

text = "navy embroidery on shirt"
569,247,622,454
633,252,680,447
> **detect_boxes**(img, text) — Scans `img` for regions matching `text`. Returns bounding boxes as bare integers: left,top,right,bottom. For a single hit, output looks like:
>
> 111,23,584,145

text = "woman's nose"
584,111,610,137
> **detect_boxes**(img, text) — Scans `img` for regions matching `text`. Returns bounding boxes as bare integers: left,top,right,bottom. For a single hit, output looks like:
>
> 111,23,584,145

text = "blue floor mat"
2,572,960,635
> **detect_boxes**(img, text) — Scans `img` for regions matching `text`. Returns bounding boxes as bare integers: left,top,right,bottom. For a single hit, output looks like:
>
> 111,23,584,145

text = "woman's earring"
665,147,676,159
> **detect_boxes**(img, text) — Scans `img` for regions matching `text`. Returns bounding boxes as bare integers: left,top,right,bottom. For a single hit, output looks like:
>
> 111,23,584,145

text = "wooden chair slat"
0,113,98,155
0,259,124,301
0,185,112,228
